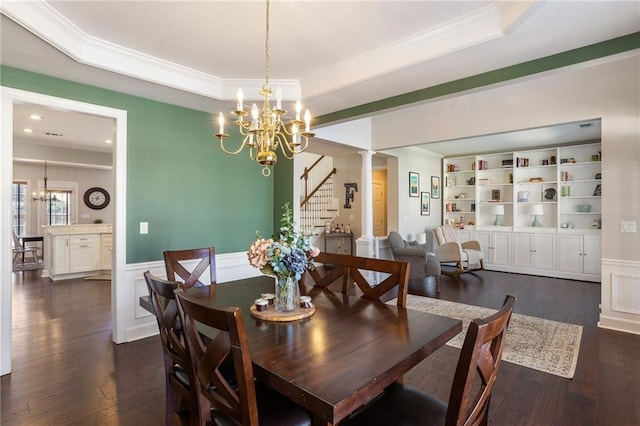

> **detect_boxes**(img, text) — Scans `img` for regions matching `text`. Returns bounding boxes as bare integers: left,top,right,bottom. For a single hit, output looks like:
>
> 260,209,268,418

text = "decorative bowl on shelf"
577,204,591,212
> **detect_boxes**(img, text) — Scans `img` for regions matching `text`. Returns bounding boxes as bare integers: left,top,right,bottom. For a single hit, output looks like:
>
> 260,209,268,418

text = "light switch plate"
620,221,636,233
140,222,149,234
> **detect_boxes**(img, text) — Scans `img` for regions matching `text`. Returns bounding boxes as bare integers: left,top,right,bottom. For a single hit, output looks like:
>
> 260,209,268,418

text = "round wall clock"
84,187,110,210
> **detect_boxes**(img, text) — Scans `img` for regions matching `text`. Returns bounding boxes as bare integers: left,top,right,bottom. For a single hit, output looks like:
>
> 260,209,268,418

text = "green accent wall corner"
2,66,277,263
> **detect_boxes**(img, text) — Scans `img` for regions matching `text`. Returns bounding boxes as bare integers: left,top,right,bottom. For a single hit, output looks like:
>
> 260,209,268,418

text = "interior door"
372,170,387,237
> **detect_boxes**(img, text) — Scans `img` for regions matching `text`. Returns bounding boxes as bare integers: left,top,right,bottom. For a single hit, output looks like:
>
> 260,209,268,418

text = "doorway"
372,169,387,237
1,87,127,375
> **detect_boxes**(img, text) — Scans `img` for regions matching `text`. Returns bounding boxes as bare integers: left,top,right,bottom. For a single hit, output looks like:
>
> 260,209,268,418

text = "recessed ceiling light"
105,139,113,144
23,128,33,133
29,114,43,120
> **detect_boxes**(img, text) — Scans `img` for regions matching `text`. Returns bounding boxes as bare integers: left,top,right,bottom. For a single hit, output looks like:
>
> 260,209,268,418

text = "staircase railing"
300,156,337,236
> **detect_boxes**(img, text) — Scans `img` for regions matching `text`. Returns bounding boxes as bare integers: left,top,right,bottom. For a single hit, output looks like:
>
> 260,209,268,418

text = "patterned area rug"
390,295,583,379
12,259,43,272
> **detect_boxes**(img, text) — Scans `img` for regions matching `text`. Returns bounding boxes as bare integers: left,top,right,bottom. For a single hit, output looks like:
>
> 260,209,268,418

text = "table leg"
312,416,334,426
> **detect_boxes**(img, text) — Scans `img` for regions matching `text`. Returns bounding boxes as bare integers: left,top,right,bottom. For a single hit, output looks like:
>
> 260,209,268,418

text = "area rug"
12,259,43,272
389,295,583,379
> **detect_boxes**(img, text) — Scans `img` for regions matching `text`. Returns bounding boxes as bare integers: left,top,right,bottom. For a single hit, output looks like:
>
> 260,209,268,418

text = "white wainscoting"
124,251,261,342
599,258,640,335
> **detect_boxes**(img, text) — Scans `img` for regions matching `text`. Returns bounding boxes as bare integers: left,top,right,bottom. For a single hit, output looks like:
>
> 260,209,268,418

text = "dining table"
18,234,44,262
140,275,462,426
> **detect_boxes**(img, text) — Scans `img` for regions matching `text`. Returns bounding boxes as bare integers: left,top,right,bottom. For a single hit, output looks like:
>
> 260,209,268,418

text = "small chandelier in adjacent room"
215,0,315,177
31,161,55,202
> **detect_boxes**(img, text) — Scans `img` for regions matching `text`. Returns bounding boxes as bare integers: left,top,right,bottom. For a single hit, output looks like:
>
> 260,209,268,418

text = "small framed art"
431,176,440,199
421,192,430,215
409,172,419,197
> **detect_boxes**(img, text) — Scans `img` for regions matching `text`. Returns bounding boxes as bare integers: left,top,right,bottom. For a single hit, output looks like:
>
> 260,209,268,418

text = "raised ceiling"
1,1,638,156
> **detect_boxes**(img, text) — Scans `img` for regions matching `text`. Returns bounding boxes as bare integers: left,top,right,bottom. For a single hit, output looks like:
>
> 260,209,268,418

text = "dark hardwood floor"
2,269,639,425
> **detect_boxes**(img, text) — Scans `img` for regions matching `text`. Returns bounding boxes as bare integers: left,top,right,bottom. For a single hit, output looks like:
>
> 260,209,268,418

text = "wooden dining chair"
143,271,198,426
342,294,516,426
163,247,216,288
301,252,410,307
174,288,312,426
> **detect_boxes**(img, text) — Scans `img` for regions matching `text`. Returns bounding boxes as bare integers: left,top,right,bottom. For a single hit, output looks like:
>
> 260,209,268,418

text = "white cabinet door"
100,234,113,270
70,243,100,272
475,231,492,264
492,232,512,266
456,230,473,243
513,233,534,268
583,235,601,275
535,234,556,271
558,234,583,273
52,236,70,274
69,234,100,273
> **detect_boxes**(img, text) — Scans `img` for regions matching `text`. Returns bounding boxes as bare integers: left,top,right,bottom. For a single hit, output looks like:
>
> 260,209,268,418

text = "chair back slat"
446,294,516,426
164,247,216,288
304,252,410,307
175,289,259,425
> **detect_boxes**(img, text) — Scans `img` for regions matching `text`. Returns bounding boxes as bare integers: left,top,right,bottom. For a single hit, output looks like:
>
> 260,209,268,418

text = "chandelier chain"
264,0,270,88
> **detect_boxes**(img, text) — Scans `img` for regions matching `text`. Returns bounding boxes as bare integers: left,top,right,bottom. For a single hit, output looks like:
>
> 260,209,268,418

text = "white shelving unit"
442,142,601,281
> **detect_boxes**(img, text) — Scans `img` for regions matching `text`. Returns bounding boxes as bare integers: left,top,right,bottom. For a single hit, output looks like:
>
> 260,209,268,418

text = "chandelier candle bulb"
217,112,225,135
295,99,301,121
305,109,311,133
276,87,282,109
237,88,243,111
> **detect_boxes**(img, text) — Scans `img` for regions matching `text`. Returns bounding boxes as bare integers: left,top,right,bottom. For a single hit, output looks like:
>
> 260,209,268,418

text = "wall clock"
84,187,110,210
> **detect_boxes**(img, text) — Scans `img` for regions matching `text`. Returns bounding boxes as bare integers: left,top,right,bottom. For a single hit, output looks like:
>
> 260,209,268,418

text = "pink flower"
309,246,320,258
247,238,273,270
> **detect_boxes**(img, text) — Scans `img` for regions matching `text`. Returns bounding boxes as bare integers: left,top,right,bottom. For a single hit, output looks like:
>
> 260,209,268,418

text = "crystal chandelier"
215,0,315,177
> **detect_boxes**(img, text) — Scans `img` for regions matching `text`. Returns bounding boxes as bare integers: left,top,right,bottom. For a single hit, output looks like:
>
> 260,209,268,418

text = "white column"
356,150,376,257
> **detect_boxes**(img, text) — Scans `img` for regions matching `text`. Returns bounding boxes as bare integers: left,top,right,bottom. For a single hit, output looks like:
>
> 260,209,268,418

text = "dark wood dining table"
141,275,462,425
18,234,44,262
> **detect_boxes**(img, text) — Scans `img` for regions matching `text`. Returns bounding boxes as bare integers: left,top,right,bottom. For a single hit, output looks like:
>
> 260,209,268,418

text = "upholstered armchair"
432,224,484,275
387,231,441,292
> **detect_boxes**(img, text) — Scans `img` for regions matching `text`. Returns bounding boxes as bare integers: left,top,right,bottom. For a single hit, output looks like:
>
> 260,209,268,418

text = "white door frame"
1,87,128,375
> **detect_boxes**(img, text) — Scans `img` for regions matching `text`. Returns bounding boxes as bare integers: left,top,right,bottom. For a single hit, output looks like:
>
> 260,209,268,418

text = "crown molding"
0,1,302,101
301,4,510,98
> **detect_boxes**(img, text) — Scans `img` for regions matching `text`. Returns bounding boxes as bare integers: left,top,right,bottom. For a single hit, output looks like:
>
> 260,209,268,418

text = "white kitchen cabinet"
558,234,601,276
43,224,113,280
513,233,556,271
52,235,70,275
69,234,100,273
101,234,113,270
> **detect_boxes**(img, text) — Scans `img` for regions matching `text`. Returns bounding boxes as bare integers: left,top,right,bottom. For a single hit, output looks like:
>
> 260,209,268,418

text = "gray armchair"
387,231,441,292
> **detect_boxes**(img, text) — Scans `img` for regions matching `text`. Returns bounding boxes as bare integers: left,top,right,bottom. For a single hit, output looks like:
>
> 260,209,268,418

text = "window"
46,190,72,226
11,181,28,235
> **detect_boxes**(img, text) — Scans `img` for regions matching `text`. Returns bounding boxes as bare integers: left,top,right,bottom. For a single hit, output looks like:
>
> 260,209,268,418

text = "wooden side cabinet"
325,232,353,256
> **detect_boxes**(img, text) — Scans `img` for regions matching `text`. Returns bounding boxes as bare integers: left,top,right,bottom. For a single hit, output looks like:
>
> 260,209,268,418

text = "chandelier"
31,161,51,202
215,0,315,177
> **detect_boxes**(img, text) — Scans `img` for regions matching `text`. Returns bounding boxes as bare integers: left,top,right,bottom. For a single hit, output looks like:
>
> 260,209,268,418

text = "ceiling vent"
44,132,64,137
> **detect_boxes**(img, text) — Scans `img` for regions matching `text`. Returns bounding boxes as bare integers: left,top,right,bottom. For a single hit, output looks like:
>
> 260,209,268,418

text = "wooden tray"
250,304,315,322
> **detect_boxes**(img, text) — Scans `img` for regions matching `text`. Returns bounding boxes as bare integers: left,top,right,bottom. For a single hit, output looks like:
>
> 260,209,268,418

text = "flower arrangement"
247,203,319,281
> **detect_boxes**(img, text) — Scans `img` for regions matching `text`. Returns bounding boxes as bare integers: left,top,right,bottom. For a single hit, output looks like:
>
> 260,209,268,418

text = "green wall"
2,65,293,263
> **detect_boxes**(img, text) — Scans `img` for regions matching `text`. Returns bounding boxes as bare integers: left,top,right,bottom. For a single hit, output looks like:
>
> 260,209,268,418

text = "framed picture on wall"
421,192,430,215
431,176,440,199
409,172,420,197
